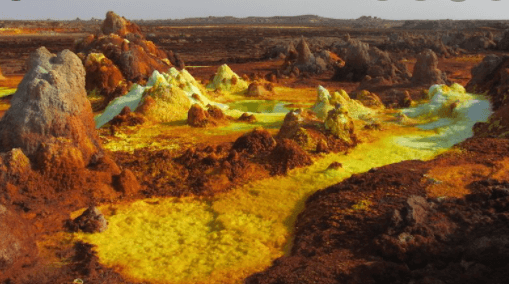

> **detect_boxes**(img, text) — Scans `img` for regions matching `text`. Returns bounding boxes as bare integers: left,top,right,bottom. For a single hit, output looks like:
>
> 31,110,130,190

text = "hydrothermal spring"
75,84,492,284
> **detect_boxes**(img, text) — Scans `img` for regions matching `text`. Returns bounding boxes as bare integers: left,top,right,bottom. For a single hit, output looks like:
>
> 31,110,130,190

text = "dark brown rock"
70,206,108,233
411,49,448,86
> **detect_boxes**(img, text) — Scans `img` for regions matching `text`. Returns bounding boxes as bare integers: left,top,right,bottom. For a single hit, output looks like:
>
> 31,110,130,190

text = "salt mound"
95,68,221,128
0,47,103,163
206,64,248,93
311,85,374,120
398,83,492,149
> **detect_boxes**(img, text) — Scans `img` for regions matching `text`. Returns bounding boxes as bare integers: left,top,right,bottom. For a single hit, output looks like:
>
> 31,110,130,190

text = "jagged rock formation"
332,39,410,85
0,47,140,213
280,37,336,76
411,49,448,86
75,11,182,107
0,47,103,164
466,54,509,138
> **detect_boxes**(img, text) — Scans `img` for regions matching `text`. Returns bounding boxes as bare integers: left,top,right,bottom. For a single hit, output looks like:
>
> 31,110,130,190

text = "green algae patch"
77,124,445,284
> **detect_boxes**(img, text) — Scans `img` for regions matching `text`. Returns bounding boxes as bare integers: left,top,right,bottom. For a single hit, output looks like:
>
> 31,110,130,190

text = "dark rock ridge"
332,39,411,86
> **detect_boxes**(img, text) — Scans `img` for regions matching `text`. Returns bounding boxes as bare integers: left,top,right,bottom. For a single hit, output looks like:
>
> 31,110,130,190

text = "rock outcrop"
466,55,509,138
69,206,108,233
0,47,137,214
324,106,355,145
333,39,410,85
0,47,103,165
280,37,338,76
75,11,181,107
411,49,448,86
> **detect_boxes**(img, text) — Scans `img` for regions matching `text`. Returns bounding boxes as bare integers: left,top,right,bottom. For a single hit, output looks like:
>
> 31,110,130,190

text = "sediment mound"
187,104,229,127
311,85,374,120
269,139,312,175
0,47,138,218
0,47,103,163
95,68,214,128
411,49,448,86
206,64,248,93
332,39,410,86
75,11,181,107
232,128,277,155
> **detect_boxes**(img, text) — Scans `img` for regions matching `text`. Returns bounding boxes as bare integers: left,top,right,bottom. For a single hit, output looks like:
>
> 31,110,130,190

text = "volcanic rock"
113,169,140,196
498,29,509,50
187,104,229,127
324,106,355,144
466,54,504,93
280,37,333,75
75,11,178,107
333,39,410,85
246,82,265,97
83,53,126,106
277,109,313,147
0,47,103,165
269,139,312,175
101,11,142,36
70,206,108,233
232,128,276,155
411,49,448,86
355,90,385,109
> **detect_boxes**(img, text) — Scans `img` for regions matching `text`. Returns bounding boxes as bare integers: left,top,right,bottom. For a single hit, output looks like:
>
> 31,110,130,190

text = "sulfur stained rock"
324,106,355,145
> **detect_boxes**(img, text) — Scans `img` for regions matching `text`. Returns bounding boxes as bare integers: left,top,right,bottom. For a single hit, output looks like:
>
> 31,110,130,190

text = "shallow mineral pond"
72,85,491,284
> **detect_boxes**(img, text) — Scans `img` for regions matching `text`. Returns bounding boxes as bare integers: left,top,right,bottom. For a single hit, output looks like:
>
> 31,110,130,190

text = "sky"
0,0,508,21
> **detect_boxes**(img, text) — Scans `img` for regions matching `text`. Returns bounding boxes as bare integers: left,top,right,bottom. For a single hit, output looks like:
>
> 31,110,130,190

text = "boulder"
411,49,448,86
70,206,108,233
0,47,103,165
246,82,265,97
101,11,142,36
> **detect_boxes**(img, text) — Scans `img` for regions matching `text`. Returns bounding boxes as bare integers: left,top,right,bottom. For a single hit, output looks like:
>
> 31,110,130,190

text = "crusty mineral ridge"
0,47,103,164
411,49,448,86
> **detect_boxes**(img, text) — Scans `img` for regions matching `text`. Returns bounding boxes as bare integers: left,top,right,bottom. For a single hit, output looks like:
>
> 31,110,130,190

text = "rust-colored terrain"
2,13,509,284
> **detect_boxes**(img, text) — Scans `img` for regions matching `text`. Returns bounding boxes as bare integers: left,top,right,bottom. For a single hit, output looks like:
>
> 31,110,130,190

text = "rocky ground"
1,13,509,284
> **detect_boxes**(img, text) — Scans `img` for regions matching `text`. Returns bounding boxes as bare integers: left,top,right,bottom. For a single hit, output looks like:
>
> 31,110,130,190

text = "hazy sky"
1,0,508,21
